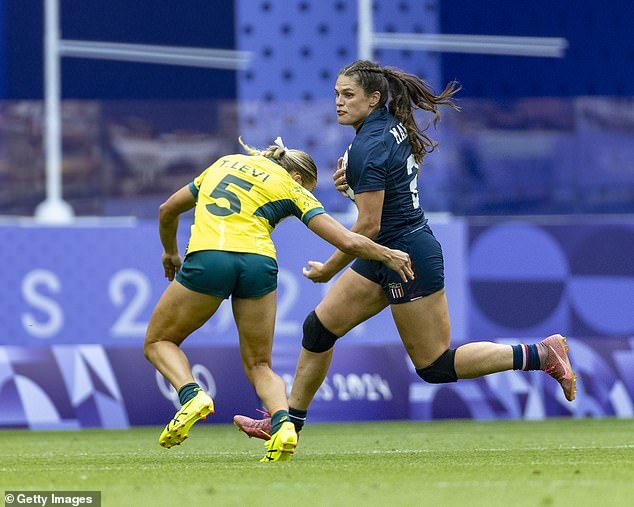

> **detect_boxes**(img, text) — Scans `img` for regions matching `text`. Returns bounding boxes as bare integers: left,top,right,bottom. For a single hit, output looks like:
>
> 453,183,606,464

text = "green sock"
178,382,201,405
270,410,290,434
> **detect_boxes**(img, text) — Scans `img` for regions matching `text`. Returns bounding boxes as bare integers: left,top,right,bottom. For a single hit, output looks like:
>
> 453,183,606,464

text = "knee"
416,348,458,384
242,358,272,377
244,359,272,371
302,311,339,353
143,339,154,362
143,333,170,362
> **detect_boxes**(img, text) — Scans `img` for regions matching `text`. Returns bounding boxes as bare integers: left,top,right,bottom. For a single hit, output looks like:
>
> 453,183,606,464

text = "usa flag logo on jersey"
389,282,404,299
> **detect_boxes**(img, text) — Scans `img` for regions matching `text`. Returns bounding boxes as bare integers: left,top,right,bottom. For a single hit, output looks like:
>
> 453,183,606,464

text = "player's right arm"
305,212,413,283
304,188,384,282
158,185,196,281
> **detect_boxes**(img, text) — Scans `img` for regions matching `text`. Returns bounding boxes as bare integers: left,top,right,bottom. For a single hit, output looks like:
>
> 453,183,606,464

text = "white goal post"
358,0,568,60
37,0,252,223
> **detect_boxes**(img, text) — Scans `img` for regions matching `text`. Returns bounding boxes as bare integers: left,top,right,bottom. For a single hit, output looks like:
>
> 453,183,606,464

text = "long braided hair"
339,60,461,166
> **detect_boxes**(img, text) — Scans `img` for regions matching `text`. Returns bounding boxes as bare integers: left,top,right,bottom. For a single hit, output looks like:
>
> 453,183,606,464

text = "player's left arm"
158,185,196,280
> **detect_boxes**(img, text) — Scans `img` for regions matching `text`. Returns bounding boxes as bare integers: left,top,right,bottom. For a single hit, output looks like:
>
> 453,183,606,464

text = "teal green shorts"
175,250,278,299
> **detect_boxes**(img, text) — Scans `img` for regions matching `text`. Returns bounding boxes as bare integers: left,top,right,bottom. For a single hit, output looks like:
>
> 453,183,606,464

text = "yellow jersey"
186,154,325,259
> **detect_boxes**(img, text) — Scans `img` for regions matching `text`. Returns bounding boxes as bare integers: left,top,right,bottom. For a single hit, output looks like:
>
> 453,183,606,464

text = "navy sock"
178,382,201,405
289,407,307,433
270,410,290,434
511,344,541,371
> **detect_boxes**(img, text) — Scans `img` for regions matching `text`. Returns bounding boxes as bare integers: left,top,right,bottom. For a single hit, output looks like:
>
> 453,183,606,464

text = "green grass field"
1,418,633,507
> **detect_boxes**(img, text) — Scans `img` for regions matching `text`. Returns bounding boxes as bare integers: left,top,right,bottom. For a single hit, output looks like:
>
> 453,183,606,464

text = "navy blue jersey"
343,107,427,244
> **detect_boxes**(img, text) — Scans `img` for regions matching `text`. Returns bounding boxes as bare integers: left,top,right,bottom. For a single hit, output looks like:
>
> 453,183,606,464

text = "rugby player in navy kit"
235,60,576,441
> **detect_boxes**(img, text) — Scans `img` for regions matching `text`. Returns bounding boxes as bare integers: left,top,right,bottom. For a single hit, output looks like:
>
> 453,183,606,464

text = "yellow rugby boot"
260,421,297,463
159,391,214,448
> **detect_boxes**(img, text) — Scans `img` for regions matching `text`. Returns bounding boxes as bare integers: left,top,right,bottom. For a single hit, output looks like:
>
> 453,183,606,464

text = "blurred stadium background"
1,0,633,430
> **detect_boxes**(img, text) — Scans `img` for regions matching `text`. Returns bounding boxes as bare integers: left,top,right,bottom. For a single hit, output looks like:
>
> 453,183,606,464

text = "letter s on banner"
21,269,64,338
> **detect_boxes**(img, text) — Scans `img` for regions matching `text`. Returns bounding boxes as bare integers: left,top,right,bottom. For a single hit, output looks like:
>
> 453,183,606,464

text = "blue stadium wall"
0,0,5,98
2,0,237,99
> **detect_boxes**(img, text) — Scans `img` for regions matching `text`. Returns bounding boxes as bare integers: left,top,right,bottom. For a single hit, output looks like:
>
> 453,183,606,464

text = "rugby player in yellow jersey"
143,137,414,462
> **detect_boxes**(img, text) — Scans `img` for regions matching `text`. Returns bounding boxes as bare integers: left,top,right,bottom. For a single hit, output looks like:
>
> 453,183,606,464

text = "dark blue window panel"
5,0,236,99
440,0,634,97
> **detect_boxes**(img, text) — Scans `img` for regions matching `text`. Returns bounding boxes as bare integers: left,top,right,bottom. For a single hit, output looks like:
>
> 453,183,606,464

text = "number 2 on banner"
110,269,151,337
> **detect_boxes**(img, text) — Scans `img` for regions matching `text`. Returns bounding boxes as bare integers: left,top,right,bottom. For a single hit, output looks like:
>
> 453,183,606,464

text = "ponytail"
238,137,318,188
339,60,461,165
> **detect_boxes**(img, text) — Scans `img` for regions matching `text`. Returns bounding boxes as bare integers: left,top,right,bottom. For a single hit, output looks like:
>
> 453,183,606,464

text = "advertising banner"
1,337,632,429
0,218,465,347
468,221,634,338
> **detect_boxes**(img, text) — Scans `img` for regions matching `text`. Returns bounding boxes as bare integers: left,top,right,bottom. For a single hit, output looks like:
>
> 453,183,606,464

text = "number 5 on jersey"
206,174,254,216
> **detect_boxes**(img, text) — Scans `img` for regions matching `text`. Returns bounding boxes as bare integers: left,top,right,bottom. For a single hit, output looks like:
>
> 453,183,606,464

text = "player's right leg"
261,421,297,462
232,287,297,461
291,267,388,410
234,267,388,438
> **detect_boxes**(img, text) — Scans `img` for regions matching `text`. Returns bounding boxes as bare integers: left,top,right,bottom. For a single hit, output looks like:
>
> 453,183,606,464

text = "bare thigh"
390,288,451,369
145,280,224,346
232,291,277,367
315,268,389,336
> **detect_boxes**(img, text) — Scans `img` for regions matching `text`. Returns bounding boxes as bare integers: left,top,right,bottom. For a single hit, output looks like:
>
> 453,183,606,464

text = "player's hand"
162,252,182,281
385,249,415,283
302,260,333,283
333,158,349,197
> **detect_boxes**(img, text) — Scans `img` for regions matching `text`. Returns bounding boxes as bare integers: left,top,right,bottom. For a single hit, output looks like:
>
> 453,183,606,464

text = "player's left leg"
392,287,519,377
145,280,223,389
391,288,452,370
234,409,273,440
393,289,576,400
145,280,222,448
157,390,215,449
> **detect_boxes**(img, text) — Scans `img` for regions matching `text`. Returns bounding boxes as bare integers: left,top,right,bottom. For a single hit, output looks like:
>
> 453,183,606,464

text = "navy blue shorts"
176,250,278,299
351,224,444,304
